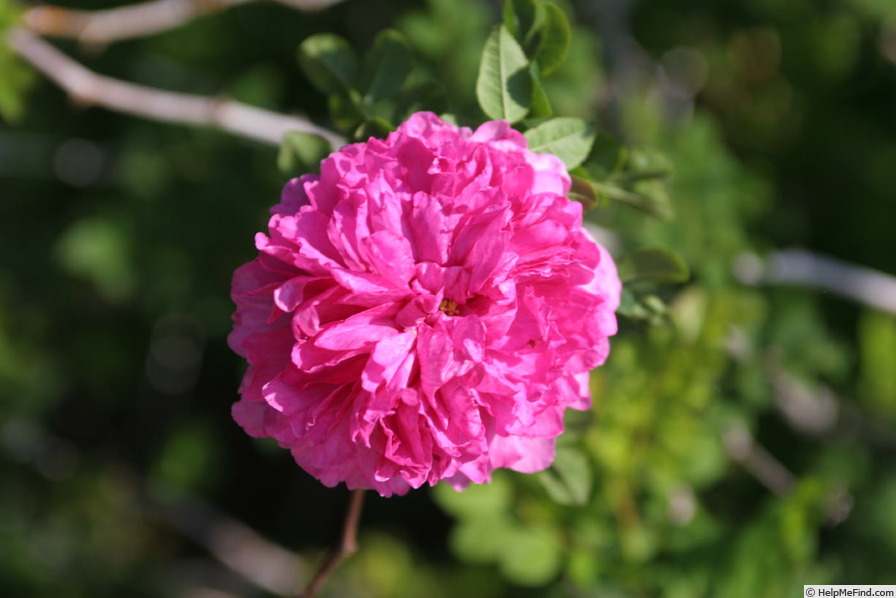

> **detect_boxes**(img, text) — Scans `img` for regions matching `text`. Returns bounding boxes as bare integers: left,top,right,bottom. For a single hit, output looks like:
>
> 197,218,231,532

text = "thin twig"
154,494,306,596
299,489,365,598
23,0,348,46
722,422,795,496
735,249,896,315
5,27,345,148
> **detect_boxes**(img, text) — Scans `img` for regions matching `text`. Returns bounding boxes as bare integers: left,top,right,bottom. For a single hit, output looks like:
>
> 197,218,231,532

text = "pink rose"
229,112,620,497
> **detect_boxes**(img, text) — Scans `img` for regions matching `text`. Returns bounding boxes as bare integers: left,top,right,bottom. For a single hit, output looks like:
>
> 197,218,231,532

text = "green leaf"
524,117,596,169
610,167,673,186
617,289,668,324
0,76,26,122
277,131,332,175
393,80,446,120
0,6,36,123
532,3,571,76
151,422,215,493
328,92,365,131
502,0,540,43
537,446,592,505
353,117,396,142
433,472,511,517
590,180,673,219
476,25,532,123
499,525,563,586
55,216,134,303
617,247,690,284
528,64,553,119
451,517,517,563
361,30,413,104
859,310,896,412
298,34,359,96
585,132,626,178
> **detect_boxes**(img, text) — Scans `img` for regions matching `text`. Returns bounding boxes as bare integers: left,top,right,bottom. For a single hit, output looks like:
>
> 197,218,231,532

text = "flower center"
438,298,460,316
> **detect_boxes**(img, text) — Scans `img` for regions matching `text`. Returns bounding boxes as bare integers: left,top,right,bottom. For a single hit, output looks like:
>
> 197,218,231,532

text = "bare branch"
735,249,896,315
155,494,306,596
23,0,348,45
722,422,796,496
299,489,365,598
5,27,345,148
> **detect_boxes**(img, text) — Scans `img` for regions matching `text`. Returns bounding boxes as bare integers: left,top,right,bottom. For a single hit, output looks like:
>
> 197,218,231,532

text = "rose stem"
298,489,366,598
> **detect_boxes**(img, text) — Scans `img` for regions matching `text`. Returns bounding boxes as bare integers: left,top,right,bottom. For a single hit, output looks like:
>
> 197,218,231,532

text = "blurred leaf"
0,74,27,122
617,289,668,324
502,0,540,43
624,147,674,180
277,130,332,175
499,525,562,586
354,117,396,141
328,91,365,131
393,80,446,121
54,216,134,303
537,446,592,505
591,180,673,219
0,2,35,123
531,3,571,76
524,117,596,169
451,517,518,563
586,131,627,178
433,472,511,517
528,64,553,118
151,422,215,493
0,0,19,26
859,310,896,413
227,66,283,109
617,248,690,284
476,25,531,123
298,34,358,96
610,166,673,186
361,30,414,104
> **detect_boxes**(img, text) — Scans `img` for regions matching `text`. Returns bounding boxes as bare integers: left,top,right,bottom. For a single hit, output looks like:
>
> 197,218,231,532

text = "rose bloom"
229,112,620,497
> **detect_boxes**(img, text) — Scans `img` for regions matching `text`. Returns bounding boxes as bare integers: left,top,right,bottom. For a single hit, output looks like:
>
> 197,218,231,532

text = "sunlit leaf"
524,117,596,169
277,131,332,175
476,25,532,123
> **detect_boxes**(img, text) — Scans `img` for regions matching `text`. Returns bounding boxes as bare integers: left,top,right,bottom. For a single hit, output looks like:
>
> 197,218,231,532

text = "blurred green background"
2,0,896,596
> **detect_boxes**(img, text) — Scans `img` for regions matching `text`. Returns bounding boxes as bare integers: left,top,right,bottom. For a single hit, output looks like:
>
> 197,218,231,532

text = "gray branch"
735,249,896,315
6,27,345,149
23,0,347,45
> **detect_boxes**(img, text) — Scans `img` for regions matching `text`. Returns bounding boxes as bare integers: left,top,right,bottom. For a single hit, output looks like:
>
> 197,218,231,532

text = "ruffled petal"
229,112,620,496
